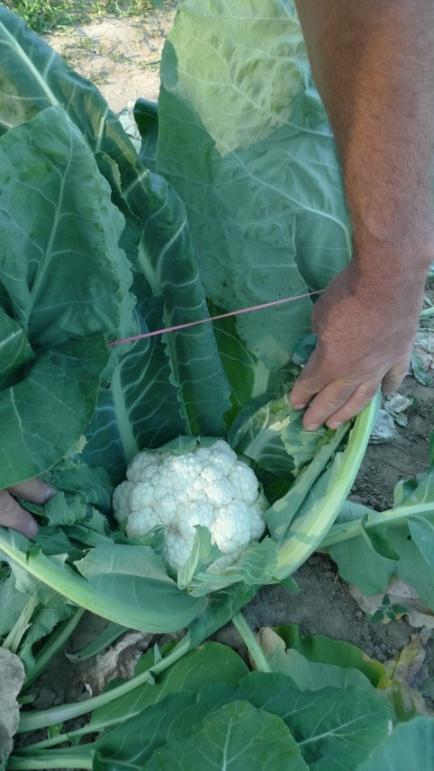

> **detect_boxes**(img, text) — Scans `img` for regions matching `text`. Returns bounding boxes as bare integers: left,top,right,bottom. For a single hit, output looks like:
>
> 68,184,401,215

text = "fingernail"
305,423,320,432
328,421,342,430
42,484,56,503
292,403,306,411
25,519,38,538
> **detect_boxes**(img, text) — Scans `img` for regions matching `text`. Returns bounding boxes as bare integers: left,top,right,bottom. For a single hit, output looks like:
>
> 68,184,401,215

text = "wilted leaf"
0,648,25,763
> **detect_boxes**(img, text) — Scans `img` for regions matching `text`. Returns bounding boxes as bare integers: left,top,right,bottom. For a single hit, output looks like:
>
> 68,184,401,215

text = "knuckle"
355,384,378,402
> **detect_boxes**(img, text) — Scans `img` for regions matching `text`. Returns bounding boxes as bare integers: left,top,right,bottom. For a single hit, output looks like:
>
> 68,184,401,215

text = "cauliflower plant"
113,439,266,572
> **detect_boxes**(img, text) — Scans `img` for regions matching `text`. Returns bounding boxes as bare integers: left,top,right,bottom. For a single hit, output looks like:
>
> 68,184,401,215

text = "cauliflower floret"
129,482,156,511
165,529,195,572
210,501,252,554
113,438,267,573
127,452,161,483
126,507,160,538
113,481,133,523
168,455,202,490
249,502,267,541
207,440,237,473
177,501,215,542
199,467,235,506
155,496,180,526
229,462,260,505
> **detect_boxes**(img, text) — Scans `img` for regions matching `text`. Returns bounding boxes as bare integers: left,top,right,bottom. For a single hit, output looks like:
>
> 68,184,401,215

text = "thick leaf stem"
320,501,434,549
233,612,271,673
23,607,85,689
275,397,379,578
18,633,191,734
0,530,203,633
7,750,93,770
3,596,39,654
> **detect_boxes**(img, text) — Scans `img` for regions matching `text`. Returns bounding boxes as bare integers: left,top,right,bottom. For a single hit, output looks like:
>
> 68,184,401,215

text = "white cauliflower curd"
113,439,266,572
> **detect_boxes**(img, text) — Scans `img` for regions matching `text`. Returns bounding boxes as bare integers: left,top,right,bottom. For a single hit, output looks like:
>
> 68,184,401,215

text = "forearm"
295,0,434,282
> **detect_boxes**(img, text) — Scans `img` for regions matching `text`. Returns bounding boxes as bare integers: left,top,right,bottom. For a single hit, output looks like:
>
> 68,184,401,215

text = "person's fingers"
9,479,55,505
300,380,358,431
290,349,327,409
382,359,409,395
0,491,38,537
325,379,379,429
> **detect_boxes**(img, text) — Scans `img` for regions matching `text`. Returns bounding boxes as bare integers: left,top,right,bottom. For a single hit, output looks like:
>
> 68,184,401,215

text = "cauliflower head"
113,439,266,572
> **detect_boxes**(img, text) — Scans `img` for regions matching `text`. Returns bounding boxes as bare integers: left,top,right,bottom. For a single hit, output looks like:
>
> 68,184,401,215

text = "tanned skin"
3,1,434,534
291,0,434,430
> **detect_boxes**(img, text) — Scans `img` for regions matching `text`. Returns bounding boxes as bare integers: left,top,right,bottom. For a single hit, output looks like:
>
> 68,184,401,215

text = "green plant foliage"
0,2,378,634
357,717,434,771
157,0,351,372
3,0,161,33
11,640,403,770
326,436,434,612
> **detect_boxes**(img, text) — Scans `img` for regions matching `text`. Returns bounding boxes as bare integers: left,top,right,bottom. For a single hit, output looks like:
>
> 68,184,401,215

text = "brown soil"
45,2,175,111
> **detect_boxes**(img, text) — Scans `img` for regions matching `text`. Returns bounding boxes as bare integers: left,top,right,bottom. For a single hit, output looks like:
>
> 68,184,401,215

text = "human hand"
0,480,55,538
290,261,426,430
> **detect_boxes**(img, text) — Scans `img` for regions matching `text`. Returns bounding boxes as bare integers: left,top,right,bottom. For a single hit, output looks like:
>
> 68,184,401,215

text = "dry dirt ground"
19,5,434,742
45,2,175,110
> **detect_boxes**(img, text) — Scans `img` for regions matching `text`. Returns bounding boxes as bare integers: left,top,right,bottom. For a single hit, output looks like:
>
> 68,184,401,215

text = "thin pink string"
109,289,324,348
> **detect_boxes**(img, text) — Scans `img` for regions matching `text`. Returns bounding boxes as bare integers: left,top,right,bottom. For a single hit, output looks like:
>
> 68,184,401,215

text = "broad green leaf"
237,672,392,770
386,525,434,612
94,684,247,770
0,7,232,482
0,107,132,348
95,692,198,769
0,649,25,765
188,584,257,648
358,716,434,771
44,492,88,528
32,526,82,560
145,700,307,771
189,538,279,597
258,628,375,692
0,336,108,488
408,515,434,568
75,544,182,586
0,575,27,638
229,396,323,476
213,313,277,420
330,529,396,596
276,624,385,686
18,603,72,673
0,529,204,634
158,0,351,372
326,444,434,609
258,628,376,692
0,101,133,485
268,647,374,692
73,544,205,632
392,461,434,512
47,458,113,514
0,309,33,388
91,642,248,733
266,424,348,541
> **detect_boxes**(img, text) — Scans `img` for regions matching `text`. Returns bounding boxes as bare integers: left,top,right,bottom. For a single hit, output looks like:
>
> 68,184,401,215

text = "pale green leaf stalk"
233,612,271,673
275,396,379,578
